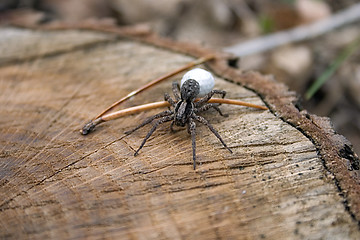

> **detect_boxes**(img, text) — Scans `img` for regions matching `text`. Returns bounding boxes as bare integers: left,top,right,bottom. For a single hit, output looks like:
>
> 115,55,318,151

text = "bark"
0,23,359,239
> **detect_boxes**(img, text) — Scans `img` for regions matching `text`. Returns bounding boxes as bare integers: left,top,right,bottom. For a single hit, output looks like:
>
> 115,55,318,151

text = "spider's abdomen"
181,68,215,97
181,79,200,101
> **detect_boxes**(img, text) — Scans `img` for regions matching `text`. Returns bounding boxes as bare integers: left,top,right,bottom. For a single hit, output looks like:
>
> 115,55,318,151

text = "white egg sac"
181,68,215,97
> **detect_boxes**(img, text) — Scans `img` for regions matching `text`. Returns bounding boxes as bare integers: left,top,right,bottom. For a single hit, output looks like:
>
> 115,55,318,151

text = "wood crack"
0,134,128,210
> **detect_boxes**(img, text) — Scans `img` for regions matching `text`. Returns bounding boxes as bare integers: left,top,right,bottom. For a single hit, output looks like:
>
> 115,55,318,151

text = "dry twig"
224,3,360,56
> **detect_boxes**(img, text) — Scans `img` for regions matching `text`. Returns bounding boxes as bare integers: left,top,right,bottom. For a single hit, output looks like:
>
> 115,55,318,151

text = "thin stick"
93,55,215,120
102,101,171,121
224,3,360,56
81,98,267,134
208,98,268,110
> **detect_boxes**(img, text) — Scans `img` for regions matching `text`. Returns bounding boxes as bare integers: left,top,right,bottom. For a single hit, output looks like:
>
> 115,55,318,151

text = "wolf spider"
125,79,233,169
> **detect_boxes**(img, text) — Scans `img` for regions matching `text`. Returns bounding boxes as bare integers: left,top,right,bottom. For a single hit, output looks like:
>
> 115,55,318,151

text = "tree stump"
0,23,360,239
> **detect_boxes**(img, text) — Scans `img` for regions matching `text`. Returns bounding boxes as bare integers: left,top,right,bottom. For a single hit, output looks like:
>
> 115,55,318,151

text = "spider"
125,78,233,169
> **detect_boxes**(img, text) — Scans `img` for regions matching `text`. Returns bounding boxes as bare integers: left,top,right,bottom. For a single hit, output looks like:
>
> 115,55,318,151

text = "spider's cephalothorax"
174,79,199,127
125,78,233,169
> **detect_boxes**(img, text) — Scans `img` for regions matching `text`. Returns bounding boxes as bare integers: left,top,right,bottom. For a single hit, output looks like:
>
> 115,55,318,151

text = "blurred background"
1,0,359,154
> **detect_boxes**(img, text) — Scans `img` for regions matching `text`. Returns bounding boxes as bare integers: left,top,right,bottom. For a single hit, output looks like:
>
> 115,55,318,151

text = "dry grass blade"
101,98,267,122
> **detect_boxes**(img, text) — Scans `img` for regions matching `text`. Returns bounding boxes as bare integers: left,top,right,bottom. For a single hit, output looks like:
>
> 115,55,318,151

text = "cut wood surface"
0,24,360,239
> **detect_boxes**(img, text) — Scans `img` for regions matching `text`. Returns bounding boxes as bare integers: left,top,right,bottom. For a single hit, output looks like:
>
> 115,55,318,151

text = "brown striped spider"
124,79,232,169
80,56,267,169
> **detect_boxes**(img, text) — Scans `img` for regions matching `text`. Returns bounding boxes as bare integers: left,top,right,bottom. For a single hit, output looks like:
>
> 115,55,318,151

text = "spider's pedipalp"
134,115,173,156
169,121,183,132
193,114,233,154
125,110,173,135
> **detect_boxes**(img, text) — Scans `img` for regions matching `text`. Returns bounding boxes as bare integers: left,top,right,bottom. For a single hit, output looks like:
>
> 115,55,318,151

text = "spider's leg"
172,81,181,101
193,114,232,154
125,110,173,135
188,117,197,169
164,92,176,107
134,115,173,156
195,90,227,107
195,103,228,117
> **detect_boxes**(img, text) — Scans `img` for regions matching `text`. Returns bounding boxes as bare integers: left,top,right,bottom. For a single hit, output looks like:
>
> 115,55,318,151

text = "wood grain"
0,26,359,239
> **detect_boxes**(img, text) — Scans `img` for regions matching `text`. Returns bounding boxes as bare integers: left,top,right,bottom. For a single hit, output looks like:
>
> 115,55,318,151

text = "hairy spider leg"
172,81,181,101
164,91,179,132
192,114,233,154
188,117,197,169
164,93,177,107
195,89,227,107
134,115,174,156
195,103,229,117
125,110,173,135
